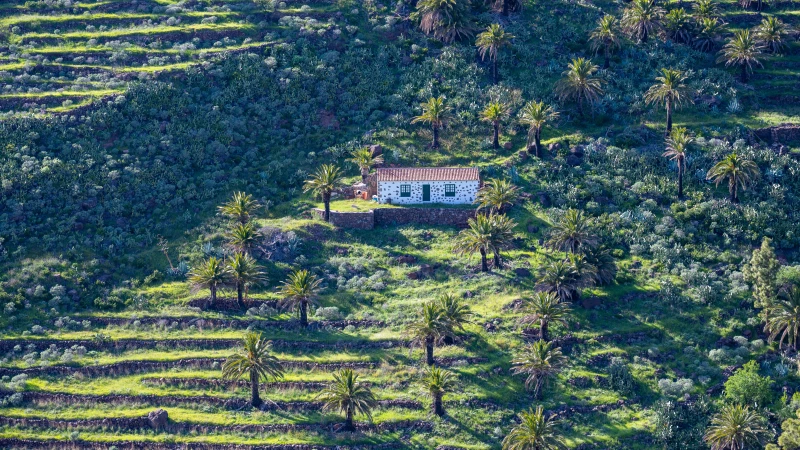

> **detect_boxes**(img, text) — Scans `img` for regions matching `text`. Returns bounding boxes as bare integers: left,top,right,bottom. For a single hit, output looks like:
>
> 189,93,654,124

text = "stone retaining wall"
0,438,402,450
312,207,476,229
754,123,800,144
79,316,383,330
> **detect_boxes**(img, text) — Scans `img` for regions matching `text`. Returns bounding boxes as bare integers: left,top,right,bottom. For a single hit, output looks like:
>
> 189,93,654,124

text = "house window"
444,184,456,197
400,185,411,197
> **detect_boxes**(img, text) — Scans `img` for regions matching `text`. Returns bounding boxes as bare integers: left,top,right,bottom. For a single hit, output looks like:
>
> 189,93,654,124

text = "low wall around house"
312,207,475,229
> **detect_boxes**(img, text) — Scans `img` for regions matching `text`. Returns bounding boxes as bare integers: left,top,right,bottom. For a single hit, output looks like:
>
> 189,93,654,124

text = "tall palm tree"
644,69,692,135
228,253,265,308
412,97,450,149
703,404,770,450
229,222,261,255
706,153,760,203
756,16,788,54
348,147,384,183
455,213,494,272
554,58,604,118
545,209,598,254
476,178,519,214
218,191,260,224
537,259,583,303
519,100,559,157
407,301,449,365
664,8,693,44
518,292,571,342
280,269,322,327
421,365,456,416
765,284,800,350
693,0,719,20
663,126,694,198
476,24,514,84
481,101,510,149
694,17,725,52
437,293,472,337
717,29,764,82
304,164,344,223
590,15,622,69
318,369,377,432
488,213,516,268
621,0,665,43
502,406,567,450
415,0,474,43
189,257,229,305
511,340,567,399
222,332,284,408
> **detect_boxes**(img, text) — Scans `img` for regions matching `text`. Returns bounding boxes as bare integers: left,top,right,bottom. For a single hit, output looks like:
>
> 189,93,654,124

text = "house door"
422,184,430,202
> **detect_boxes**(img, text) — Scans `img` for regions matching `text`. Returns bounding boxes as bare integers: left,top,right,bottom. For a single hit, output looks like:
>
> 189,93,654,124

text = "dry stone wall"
312,207,476,229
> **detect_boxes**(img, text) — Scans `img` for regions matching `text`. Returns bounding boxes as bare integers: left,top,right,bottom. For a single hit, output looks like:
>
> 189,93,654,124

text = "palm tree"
511,340,567,399
455,213,494,272
415,0,474,43
407,301,449,365
663,126,694,198
421,365,456,416
502,406,567,450
304,164,343,223
706,153,760,203
481,101,510,149
621,0,665,43
476,178,519,214
693,0,719,20
222,332,284,408
756,16,788,54
583,246,617,286
348,147,384,183
537,259,583,303
765,284,800,350
519,100,559,157
554,58,604,118
228,253,265,309
694,17,725,52
717,29,764,82
189,257,229,305
664,8,693,44
229,222,261,255
437,293,472,337
518,292,571,342
412,97,450,149
488,213,516,268
703,404,770,450
476,24,514,84
644,68,692,135
590,15,622,69
318,369,377,432
280,269,322,327
545,209,598,254
218,192,260,224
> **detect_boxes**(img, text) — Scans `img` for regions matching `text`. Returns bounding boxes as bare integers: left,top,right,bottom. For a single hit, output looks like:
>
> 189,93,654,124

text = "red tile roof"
376,167,479,182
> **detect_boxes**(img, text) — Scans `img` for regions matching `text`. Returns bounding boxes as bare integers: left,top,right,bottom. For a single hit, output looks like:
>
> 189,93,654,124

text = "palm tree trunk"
432,125,440,148
578,96,584,118
300,300,308,327
433,393,444,416
425,335,435,365
502,0,509,16
493,58,498,84
493,250,501,268
250,370,262,408
210,285,217,305
479,248,489,272
323,192,331,222
677,167,684,198
345,407,355,431
361,167,369,183
603,45,610,69
741,64,748,82
731,180,738,203
492,122,499,149
665,100,673,135
533,128,542,157
237,282,244,309
540,321,549,341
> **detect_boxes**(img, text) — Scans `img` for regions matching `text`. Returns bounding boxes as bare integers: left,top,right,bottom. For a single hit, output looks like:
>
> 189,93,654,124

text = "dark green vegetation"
2,0,800,448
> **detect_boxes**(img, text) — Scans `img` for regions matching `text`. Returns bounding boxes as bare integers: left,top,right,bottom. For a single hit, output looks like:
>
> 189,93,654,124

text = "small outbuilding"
376,167,480,205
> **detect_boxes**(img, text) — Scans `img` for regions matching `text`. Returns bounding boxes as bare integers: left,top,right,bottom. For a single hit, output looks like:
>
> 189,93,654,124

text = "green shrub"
724,360,772,407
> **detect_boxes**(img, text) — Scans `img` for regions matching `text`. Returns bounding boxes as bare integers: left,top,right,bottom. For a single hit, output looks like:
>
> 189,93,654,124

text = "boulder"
419,264,434,275
517,150,528,160
148,408,169,431
513,268,532,278
503,142,513,150
369,144,383,157
548,142,560,152
406,272,419,280
396,255,416,264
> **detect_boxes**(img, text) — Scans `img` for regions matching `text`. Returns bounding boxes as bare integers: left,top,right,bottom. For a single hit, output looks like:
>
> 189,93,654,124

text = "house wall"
377,180,479,205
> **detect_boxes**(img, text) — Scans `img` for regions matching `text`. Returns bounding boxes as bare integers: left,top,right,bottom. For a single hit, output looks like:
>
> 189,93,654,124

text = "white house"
376,167,480,205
